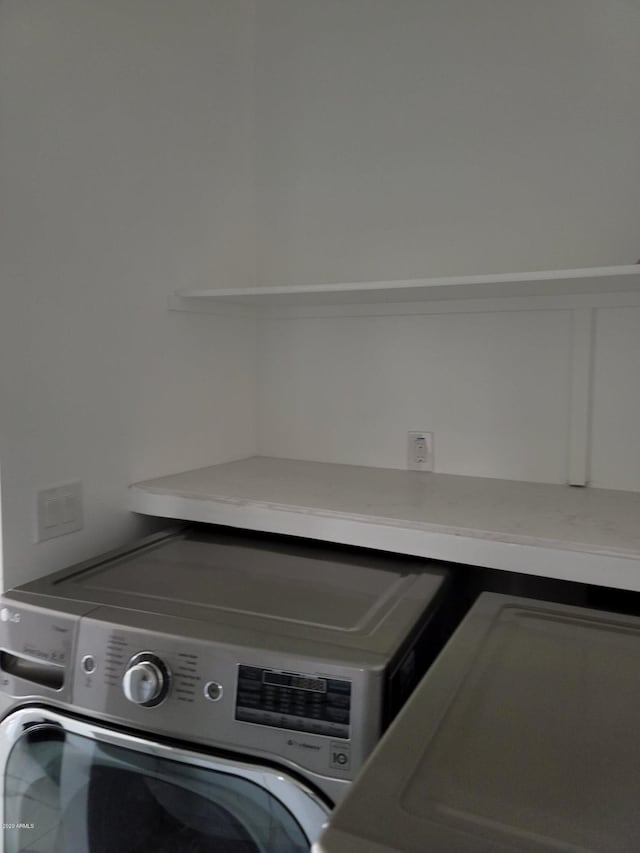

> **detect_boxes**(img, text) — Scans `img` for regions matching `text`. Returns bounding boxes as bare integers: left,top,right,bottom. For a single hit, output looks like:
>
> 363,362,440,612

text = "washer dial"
122,652,170,707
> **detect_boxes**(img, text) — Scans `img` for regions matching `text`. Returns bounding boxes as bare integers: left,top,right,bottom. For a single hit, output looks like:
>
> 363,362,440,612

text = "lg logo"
0,608,21,624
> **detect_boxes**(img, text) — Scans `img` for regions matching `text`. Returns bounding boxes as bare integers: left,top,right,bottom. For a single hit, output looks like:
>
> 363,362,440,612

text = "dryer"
0,526,450,852
315,591,640,853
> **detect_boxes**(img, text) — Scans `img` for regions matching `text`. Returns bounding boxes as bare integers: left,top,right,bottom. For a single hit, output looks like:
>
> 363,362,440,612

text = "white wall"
257,299,640,491
0,0,257,588
255,0,640,491
591,307,640,490
258,307,575,482
255,0,640,285
2,0,639,590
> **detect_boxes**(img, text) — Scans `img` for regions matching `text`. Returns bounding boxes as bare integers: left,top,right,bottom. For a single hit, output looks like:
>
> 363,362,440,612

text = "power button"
81,655,96,674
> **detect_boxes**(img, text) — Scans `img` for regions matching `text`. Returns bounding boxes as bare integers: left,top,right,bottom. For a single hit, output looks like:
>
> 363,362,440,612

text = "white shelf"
172,265,640,309
129,457,640,591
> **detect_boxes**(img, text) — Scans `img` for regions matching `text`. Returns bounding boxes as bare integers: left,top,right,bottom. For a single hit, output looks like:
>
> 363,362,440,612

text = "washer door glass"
3,717,326,853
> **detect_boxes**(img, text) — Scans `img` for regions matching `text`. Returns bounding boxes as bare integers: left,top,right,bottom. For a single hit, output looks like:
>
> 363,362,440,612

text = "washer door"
0,707,329,853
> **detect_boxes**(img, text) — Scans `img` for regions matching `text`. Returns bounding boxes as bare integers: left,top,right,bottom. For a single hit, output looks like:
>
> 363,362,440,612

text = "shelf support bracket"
568,307,595,486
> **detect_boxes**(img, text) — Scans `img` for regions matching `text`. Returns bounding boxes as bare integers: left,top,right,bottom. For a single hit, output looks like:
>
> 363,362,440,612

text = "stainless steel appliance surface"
0,525,450,853
315,591,640,853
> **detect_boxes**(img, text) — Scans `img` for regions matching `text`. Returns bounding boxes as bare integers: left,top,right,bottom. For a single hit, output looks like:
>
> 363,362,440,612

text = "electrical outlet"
407,431,434,471
37,482,83,542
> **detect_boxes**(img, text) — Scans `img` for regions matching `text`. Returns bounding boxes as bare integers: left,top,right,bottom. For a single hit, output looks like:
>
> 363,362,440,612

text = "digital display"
291,675,327,692
263,671,327,693
263,672,290,687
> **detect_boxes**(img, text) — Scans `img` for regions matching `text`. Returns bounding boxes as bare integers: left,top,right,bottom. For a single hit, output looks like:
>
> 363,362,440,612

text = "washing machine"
315,591,640,853
0,525,450,853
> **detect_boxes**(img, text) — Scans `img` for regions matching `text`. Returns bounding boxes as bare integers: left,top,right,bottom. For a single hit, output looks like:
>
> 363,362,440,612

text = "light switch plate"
37,482,83,542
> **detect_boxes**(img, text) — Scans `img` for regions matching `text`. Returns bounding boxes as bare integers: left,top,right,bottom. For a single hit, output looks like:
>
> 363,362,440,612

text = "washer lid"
316,592,640,852
14,529,447,656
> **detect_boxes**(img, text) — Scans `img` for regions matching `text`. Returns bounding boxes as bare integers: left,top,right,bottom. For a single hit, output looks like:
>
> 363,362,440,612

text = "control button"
204,681,224,702
327,691,350,708
327,679,351,695
238,666,262,681
81,655,96,674
237,679,261,693
326,722,349,738
236,707,262,723
326,707,350,724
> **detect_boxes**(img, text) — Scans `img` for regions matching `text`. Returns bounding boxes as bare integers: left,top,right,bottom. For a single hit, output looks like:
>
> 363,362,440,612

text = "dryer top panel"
317,592,640,852
9,527,448,658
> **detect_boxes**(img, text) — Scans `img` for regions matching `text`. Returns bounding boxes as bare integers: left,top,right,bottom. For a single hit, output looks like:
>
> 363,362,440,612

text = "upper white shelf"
129,457,640,592
172,265,640,308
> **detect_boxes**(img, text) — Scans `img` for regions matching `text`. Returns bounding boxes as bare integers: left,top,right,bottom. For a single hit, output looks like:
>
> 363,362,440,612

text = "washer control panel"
236,665,351,739
66,616,366,783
